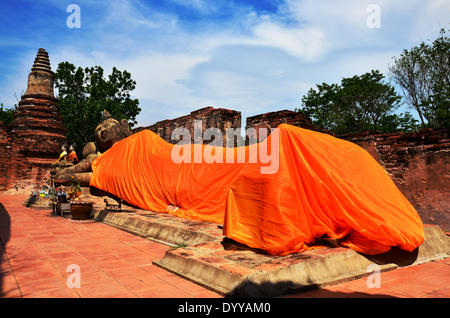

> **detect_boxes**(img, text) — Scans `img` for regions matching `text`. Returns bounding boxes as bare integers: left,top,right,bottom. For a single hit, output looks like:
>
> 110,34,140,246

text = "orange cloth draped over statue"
90,124,424,256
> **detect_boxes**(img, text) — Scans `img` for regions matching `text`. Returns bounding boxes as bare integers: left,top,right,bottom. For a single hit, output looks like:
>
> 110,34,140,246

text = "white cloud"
412,0,450,41
251,21,326,61
123,53,208,101
0,50,38,107
283,0,449,47
102,0,174,29
182,44,315,119
169,0,213,14
2,0,448,128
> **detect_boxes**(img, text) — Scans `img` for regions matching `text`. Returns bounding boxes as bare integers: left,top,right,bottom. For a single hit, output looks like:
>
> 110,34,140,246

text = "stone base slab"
153,225,449,297
88,198,450,297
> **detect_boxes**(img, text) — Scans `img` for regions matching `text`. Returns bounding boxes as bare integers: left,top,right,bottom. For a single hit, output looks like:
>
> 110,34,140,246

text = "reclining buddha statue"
82,114,425,256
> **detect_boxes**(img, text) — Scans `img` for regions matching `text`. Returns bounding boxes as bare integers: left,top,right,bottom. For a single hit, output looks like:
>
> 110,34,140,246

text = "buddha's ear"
120,119,132,137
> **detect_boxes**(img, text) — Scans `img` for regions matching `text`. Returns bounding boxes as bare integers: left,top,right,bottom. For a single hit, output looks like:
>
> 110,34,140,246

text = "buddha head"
94,110,132,152
69,143,76,153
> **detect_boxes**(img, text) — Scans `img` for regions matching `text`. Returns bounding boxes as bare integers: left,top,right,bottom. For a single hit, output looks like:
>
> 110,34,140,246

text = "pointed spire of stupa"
23,48,55,99
31,48,52,73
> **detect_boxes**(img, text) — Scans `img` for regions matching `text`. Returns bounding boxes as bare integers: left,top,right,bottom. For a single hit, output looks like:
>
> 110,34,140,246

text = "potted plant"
69,176,82,200
74,180,82,200
69,176,93,220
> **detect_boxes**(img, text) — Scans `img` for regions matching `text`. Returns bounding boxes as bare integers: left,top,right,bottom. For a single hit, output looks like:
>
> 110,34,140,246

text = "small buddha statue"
67,144,79,164
55,144,68,164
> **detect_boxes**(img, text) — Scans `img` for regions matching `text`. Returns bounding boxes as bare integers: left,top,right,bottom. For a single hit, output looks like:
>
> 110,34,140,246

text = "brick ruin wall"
134,107,242,146
246,110,449,232
246,109,333,135
245,110,333,144
0,103,66,193
0,122,54,192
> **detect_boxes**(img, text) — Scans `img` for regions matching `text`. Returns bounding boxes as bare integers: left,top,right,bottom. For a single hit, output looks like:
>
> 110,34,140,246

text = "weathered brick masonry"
246,109,332,136
0,48,66,191
134,106,242,146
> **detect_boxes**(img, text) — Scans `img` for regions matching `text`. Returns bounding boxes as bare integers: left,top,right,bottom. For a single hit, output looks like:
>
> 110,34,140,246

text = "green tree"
297,82,341,132
54,62,141,152
377,112,419,133
389,27,449,128
0,103,16,128
297,70,406,135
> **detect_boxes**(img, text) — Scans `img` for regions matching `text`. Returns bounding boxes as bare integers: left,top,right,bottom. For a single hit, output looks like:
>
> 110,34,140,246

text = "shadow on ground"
226,279,398,298
0,203,11,297
362,246,419,267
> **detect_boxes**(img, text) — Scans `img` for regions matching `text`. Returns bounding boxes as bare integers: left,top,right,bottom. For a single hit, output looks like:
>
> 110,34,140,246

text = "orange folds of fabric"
90,125,424,256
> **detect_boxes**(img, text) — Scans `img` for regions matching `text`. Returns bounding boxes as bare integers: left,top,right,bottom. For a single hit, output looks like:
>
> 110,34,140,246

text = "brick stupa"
6,48,67,187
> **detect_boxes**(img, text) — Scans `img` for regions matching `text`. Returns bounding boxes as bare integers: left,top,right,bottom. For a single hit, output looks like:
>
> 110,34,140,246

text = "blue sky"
0,0,448,128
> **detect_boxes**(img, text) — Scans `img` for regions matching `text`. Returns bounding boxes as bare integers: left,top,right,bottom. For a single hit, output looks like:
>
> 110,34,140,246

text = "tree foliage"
297,70,415,135
0,103,16,128
54,62,141,152
389,27,449,128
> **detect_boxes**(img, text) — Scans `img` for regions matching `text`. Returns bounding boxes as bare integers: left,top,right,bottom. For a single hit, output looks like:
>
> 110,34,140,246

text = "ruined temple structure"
0,48,67,191
134,107,242,147
246,109,332,134
135,108,329,147
245,109,333,144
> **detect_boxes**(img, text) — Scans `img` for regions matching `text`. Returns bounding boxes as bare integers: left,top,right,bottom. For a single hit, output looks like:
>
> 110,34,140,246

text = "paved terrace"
0,194,449,298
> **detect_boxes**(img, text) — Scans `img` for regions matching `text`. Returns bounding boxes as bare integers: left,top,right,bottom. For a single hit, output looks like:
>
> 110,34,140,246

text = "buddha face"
94,117,129,152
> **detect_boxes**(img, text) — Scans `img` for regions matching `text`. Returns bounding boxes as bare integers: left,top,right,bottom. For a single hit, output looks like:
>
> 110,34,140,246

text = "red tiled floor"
18,276,69,296
133,283,194,298
22,288,80,298
1,195,449,299
0,195,223,298
75,280,133,298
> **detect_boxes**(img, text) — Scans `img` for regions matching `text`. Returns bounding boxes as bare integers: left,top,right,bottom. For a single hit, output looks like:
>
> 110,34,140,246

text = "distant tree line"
297,27,449,135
